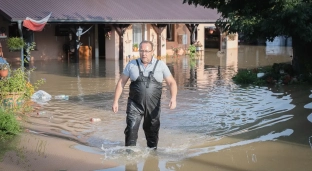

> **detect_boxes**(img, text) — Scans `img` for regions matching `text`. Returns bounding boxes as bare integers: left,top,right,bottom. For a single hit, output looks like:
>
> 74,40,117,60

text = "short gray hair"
139,41,154,50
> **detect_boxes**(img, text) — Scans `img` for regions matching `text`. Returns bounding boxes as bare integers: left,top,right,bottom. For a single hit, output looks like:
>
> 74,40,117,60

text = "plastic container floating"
90,118,101,122
54,95,69,100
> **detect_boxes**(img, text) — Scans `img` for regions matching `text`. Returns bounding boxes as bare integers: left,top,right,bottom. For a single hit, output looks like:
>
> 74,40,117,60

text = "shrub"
0,108,21,141
232,69,259,84
133,43,138,48
231,63,312,86
6,37,24,51
0,68,45,110
188,45,196,59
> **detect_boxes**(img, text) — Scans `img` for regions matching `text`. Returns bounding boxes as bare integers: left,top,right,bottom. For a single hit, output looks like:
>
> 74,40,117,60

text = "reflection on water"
3,45,312,171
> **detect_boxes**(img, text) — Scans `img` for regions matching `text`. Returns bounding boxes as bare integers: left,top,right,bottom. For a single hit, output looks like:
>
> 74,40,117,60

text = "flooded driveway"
1,45,312,171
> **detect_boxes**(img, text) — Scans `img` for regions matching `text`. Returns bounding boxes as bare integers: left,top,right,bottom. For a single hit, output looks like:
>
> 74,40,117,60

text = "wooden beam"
113,24,130,60
185,24,199,45
151,24,167,57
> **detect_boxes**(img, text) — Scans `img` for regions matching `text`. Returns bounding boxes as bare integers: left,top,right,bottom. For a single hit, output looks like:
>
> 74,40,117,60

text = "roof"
0,0,220,23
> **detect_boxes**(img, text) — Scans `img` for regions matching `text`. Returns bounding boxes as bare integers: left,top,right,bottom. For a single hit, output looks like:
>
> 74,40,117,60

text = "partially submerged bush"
232,69,260,84
232,62,312,85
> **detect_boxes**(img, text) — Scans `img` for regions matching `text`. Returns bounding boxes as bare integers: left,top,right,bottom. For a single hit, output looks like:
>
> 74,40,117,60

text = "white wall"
226,33,238,49
197,24,207,48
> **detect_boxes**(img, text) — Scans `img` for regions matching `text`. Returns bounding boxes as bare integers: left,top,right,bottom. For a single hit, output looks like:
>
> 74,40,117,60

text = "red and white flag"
23,12,52,31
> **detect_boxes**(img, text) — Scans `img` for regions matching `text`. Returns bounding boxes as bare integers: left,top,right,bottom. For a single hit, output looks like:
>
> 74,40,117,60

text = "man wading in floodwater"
112,40,177,149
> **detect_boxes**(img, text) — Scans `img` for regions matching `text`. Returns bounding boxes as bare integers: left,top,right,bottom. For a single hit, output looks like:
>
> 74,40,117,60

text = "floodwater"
1,45,312,171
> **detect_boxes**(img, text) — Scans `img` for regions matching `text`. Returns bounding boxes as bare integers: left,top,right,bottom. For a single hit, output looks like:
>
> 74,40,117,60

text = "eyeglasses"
139,50,152,53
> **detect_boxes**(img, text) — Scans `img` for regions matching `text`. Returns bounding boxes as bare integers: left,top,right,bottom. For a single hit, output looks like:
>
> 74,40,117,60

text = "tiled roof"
0,0,220,23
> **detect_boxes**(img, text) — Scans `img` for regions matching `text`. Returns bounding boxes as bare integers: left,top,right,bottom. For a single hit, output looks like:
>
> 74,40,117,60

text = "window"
166,24,174,41
8,25,35,43
8,25,19,37
132,24,142,46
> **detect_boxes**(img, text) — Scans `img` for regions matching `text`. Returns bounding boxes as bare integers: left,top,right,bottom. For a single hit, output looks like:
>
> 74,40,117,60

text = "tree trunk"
292,37,312,75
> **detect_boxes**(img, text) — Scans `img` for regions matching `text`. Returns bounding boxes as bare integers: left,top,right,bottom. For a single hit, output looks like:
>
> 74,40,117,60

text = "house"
0,0,237,63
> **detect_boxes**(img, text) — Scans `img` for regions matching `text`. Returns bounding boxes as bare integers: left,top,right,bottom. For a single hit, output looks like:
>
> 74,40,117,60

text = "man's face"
139,43,153,64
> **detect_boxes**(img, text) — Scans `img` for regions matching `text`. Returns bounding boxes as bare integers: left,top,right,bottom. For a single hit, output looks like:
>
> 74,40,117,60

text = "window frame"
132,24,143,48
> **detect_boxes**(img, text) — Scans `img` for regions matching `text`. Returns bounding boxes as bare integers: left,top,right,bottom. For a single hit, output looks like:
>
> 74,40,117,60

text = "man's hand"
169,99,176,109
112,102,118,113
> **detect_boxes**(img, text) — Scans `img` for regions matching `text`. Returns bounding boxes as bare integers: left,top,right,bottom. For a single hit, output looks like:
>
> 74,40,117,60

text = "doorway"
98,24,106,58
204,27,220,49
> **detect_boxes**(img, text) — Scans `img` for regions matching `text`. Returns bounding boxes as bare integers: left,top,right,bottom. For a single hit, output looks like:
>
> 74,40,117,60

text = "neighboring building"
0,0,237,62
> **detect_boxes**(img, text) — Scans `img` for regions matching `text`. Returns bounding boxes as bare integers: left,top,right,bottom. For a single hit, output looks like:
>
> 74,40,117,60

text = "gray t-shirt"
123,57,172,83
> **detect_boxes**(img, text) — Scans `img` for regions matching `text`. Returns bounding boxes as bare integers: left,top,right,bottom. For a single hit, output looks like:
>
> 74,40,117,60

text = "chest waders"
124,59,162,148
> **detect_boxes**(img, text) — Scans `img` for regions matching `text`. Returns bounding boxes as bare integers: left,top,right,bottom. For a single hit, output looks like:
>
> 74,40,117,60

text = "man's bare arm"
112,74,130,113
164,75,177,109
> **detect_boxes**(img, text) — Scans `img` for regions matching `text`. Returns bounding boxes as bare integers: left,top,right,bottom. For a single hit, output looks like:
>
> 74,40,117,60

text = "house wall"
33,25,67,61
0,17,12,60
123,24,167,61
226,33,238,49
0,19,96,62
148,24,167,57
123,25,138,61
166,24,190,56
0,16,239,63
1,23,69,62
164,24,238,56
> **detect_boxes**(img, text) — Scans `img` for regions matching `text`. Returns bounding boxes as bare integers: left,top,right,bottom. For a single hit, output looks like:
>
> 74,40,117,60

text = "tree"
183,0,312,75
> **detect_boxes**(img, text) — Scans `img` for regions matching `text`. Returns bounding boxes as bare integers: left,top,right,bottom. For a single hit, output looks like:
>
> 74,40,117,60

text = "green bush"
231,63,309,86
0,108,21,141
232,69,258,84
188,45,196,59
6,37,24,51
0,68,45,110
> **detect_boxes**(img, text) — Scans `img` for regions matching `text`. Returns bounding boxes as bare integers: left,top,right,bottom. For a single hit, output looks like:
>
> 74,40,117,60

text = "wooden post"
217,27,223,51
185,24,199,45
113,24,130,60
151,24,167,57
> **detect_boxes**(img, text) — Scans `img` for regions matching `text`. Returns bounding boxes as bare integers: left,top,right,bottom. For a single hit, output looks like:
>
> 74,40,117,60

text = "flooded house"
0,0,238,64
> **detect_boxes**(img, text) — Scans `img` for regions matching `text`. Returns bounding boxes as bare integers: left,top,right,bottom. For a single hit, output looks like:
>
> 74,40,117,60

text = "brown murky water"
1,45,312,171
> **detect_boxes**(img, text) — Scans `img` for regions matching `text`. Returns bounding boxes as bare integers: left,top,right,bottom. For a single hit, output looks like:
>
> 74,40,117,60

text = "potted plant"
0,63,10,78
194,41,203,51
133,44,138,52
228,33,237,41
6,37,24,51
0,68,45,109
172,46,183,56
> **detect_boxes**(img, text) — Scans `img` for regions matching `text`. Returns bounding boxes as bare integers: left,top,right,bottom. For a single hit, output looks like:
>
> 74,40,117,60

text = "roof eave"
10,18,218,24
